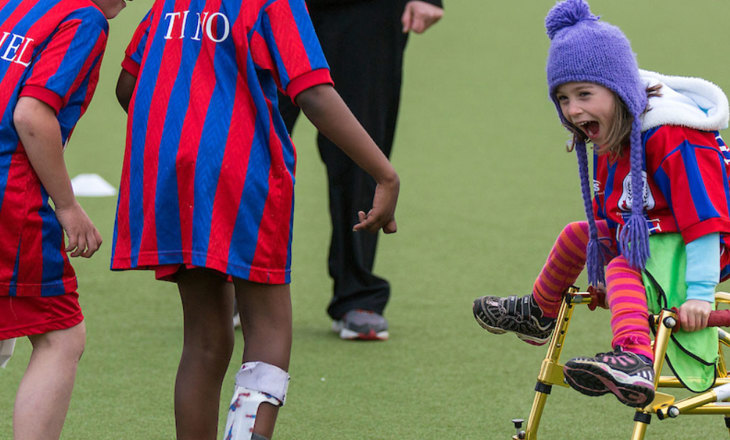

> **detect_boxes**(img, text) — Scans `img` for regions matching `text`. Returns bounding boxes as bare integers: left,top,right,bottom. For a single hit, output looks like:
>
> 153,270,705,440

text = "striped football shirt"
111,0,332,284
0,0,108,296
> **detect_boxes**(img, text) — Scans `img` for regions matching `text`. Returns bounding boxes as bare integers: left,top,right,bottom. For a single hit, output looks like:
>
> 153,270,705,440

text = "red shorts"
0,292,84,340
154,264,233,283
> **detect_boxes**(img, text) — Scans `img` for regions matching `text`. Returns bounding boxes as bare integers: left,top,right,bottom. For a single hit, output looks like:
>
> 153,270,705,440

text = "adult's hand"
401,1,443,34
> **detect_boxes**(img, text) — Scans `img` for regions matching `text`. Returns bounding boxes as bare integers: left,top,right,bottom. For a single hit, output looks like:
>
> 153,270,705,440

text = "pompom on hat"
545,0,650,285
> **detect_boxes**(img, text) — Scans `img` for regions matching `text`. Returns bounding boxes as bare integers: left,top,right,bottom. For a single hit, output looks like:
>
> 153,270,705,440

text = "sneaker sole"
332,321,388,341
472,302,550,346
338,327,389,341
563,361,654,407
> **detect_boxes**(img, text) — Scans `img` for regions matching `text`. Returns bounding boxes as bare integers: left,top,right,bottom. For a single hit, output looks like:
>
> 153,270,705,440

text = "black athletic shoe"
563,348,655,408
472,295,556,346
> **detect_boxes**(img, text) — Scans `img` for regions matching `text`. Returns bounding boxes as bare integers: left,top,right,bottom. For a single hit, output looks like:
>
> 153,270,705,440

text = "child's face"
92,0,127,18
555,82,616,151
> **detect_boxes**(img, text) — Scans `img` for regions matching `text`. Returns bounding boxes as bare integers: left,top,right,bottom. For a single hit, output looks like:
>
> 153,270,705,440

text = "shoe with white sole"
332,309,389,341
563,347,655,408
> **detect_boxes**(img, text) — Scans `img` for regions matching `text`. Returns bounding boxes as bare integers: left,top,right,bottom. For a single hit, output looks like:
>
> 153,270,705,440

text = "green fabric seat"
642,233,718,392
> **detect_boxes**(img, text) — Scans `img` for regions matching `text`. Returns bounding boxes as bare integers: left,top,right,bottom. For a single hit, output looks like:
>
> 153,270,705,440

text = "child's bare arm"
13,96,102,257
116,69,137,113
295,84,399,234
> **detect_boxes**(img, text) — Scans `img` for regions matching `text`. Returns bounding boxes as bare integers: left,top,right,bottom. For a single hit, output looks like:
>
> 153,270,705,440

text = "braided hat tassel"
619,118,651,269
576,140,606,285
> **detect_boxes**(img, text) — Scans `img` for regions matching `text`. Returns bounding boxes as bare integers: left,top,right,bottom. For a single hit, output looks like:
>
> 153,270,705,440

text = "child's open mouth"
578,121,600,140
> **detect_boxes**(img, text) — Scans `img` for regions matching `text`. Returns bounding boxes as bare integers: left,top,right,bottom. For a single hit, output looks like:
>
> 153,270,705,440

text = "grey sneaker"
563,348,655,408
472,294,555,345
332,310,389,341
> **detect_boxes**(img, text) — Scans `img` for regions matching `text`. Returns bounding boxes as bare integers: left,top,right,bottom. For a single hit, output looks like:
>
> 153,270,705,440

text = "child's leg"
473,220,613,345
533,220,612,318
229,279,292,440
14,322,85,440
605,256,652,361
175,268,235,440
562,256,654,408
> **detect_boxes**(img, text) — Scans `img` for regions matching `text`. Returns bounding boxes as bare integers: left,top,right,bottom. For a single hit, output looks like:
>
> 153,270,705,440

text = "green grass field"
2,1,730,438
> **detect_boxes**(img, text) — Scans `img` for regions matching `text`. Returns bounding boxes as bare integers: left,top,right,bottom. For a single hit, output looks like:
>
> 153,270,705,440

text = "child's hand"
55,202,103,258
353,179,399,234
678,299,712,332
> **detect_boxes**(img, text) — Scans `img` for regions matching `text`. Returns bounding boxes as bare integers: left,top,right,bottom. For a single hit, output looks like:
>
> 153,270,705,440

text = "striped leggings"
532,221,653,361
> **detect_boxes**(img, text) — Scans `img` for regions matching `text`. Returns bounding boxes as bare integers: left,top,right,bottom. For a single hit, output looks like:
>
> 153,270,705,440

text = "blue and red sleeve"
122,9,153,77
648,125,730,243
252,0,332,102
19,8,108,115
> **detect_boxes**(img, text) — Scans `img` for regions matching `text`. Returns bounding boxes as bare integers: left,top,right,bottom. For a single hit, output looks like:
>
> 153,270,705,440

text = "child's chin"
594,144,610,155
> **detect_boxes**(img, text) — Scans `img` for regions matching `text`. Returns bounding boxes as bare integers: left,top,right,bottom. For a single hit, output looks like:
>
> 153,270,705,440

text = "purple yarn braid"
575,140,605,286
619,118,651,269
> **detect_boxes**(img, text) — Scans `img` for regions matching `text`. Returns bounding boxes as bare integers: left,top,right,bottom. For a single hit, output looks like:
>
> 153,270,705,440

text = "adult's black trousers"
279,0,409,319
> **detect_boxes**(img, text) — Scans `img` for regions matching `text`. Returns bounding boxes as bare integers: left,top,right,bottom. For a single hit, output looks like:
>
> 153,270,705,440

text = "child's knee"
58,322,86,361
605,255,639,275
185,335,234,366
30,322,86,361
561,221,590,238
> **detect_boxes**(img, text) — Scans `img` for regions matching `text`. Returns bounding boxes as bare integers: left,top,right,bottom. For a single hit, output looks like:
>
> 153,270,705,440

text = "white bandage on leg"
222,362,290,440
0,338,16,368
234,361,290,404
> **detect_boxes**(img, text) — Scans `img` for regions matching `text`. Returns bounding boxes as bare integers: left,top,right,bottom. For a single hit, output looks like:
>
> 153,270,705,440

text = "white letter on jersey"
192,12,209,41
0,33,33,67
205,12,230,43
14,37,34,67
179,11,189,39
164,12,181,39
1,34,24,63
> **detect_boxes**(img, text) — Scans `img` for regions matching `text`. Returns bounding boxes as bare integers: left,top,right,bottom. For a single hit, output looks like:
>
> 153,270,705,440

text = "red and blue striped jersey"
110,0,332,284
0,0,108,297
594,125,730,251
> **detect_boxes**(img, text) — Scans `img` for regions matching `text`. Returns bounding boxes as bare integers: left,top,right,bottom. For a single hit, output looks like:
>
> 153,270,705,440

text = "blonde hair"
565,84,663,156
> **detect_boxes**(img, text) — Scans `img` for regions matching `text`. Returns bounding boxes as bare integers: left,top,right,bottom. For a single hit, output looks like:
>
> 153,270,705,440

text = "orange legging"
532,221,653,361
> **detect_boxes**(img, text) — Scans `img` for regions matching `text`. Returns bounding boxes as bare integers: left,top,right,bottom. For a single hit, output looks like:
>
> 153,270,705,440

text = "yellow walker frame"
510,287,730,440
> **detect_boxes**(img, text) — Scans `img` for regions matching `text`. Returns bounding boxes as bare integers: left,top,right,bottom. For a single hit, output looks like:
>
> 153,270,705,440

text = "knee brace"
223,362,290,440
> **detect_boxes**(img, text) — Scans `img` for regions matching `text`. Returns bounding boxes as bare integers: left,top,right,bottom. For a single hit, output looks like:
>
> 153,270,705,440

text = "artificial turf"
2,1,730,438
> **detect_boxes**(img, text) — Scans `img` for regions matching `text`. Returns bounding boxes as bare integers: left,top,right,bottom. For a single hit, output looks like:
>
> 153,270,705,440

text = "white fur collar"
640,69,729,132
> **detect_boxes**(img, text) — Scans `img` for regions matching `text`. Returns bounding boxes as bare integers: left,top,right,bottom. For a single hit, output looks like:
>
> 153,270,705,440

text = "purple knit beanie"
545,0,650,286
